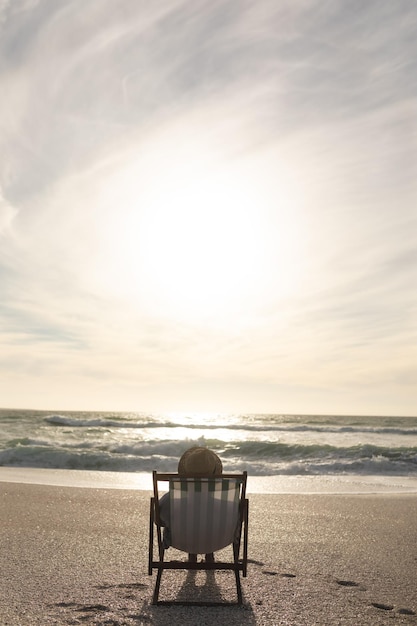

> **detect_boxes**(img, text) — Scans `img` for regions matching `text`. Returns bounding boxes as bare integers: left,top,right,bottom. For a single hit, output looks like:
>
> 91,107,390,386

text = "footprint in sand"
247,558,265,566
372,604,416,616
371,602,394,611
96,582,147,590
262,570,296,578
76,604,109,612
336,579,367,592
336,580,360,587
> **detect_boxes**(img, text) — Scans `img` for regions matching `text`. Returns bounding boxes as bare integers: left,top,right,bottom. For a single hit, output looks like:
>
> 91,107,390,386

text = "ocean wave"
1,410,416,478
1,439,416,476
43,415,417,437
215,440,417,463
44,415,162,429
5,435,417,461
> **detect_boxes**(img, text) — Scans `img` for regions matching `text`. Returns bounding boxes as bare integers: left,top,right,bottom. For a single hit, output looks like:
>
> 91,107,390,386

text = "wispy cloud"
0,0,416,413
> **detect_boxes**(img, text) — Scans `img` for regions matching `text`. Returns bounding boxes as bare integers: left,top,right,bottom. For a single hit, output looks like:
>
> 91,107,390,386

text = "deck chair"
148,471,248,605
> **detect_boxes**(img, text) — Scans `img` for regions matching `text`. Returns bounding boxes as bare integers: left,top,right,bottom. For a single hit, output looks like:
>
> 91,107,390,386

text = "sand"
0,483,416,625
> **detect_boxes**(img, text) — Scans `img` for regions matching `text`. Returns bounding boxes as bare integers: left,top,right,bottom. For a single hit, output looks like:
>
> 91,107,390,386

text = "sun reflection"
165,411,226,426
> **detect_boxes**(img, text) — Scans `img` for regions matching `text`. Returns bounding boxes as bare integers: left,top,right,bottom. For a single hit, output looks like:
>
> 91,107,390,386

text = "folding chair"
148,471,248,605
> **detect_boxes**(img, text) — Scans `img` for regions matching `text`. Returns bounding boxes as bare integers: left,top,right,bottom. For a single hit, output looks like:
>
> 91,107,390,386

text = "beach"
1,482,416,625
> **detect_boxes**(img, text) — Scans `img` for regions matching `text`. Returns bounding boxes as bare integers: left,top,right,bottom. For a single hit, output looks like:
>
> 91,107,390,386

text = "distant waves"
0,409,416,477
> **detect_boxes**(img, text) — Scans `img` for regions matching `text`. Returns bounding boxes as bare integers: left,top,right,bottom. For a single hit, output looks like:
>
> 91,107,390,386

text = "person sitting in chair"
159,446,223,563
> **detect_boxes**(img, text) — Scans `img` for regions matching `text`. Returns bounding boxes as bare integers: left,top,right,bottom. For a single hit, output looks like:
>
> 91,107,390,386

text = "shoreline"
1,466,417,494
1,481,416,624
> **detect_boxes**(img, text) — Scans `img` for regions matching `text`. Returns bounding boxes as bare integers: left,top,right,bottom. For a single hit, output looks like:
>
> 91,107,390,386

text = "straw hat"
178,446,223,476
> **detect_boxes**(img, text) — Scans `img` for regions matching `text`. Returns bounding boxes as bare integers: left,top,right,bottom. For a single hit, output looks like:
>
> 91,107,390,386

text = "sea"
1,408,416,493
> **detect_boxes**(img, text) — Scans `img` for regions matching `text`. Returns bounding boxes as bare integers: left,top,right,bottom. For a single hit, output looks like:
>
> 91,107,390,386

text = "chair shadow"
176,569,224,604
51,575,256,625
149,570,256,625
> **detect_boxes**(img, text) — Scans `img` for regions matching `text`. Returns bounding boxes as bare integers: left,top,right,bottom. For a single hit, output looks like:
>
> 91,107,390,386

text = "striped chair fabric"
169,477,241,555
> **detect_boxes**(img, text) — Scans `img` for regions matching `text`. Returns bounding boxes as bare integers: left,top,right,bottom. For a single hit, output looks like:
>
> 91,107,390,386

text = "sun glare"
94,132,306,326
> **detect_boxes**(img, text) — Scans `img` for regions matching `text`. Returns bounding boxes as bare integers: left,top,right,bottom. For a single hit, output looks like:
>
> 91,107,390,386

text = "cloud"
0,0,416,412
2,1,416,198
0,188,18,235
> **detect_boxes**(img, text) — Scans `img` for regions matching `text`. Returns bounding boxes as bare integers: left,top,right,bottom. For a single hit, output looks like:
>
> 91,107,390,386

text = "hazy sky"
1,0,416,416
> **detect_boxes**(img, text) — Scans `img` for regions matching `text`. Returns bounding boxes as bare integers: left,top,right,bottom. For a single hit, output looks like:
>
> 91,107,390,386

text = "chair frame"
148,471,248,605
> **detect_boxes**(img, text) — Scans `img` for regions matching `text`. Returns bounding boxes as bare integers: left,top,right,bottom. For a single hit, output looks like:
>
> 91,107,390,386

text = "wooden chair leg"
243,498,249,577
234,568,243,605
152,505,165,604
148,498,154,576
152,568,163,604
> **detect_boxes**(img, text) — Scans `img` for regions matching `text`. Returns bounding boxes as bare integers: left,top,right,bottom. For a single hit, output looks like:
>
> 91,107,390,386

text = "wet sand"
0,482,416,625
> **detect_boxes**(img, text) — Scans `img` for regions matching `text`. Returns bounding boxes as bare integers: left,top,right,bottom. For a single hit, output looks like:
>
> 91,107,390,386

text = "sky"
0,0,416,416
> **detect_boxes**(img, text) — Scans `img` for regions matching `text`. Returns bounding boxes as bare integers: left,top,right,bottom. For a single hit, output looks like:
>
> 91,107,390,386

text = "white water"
1,467,417,494
1,410,416,493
